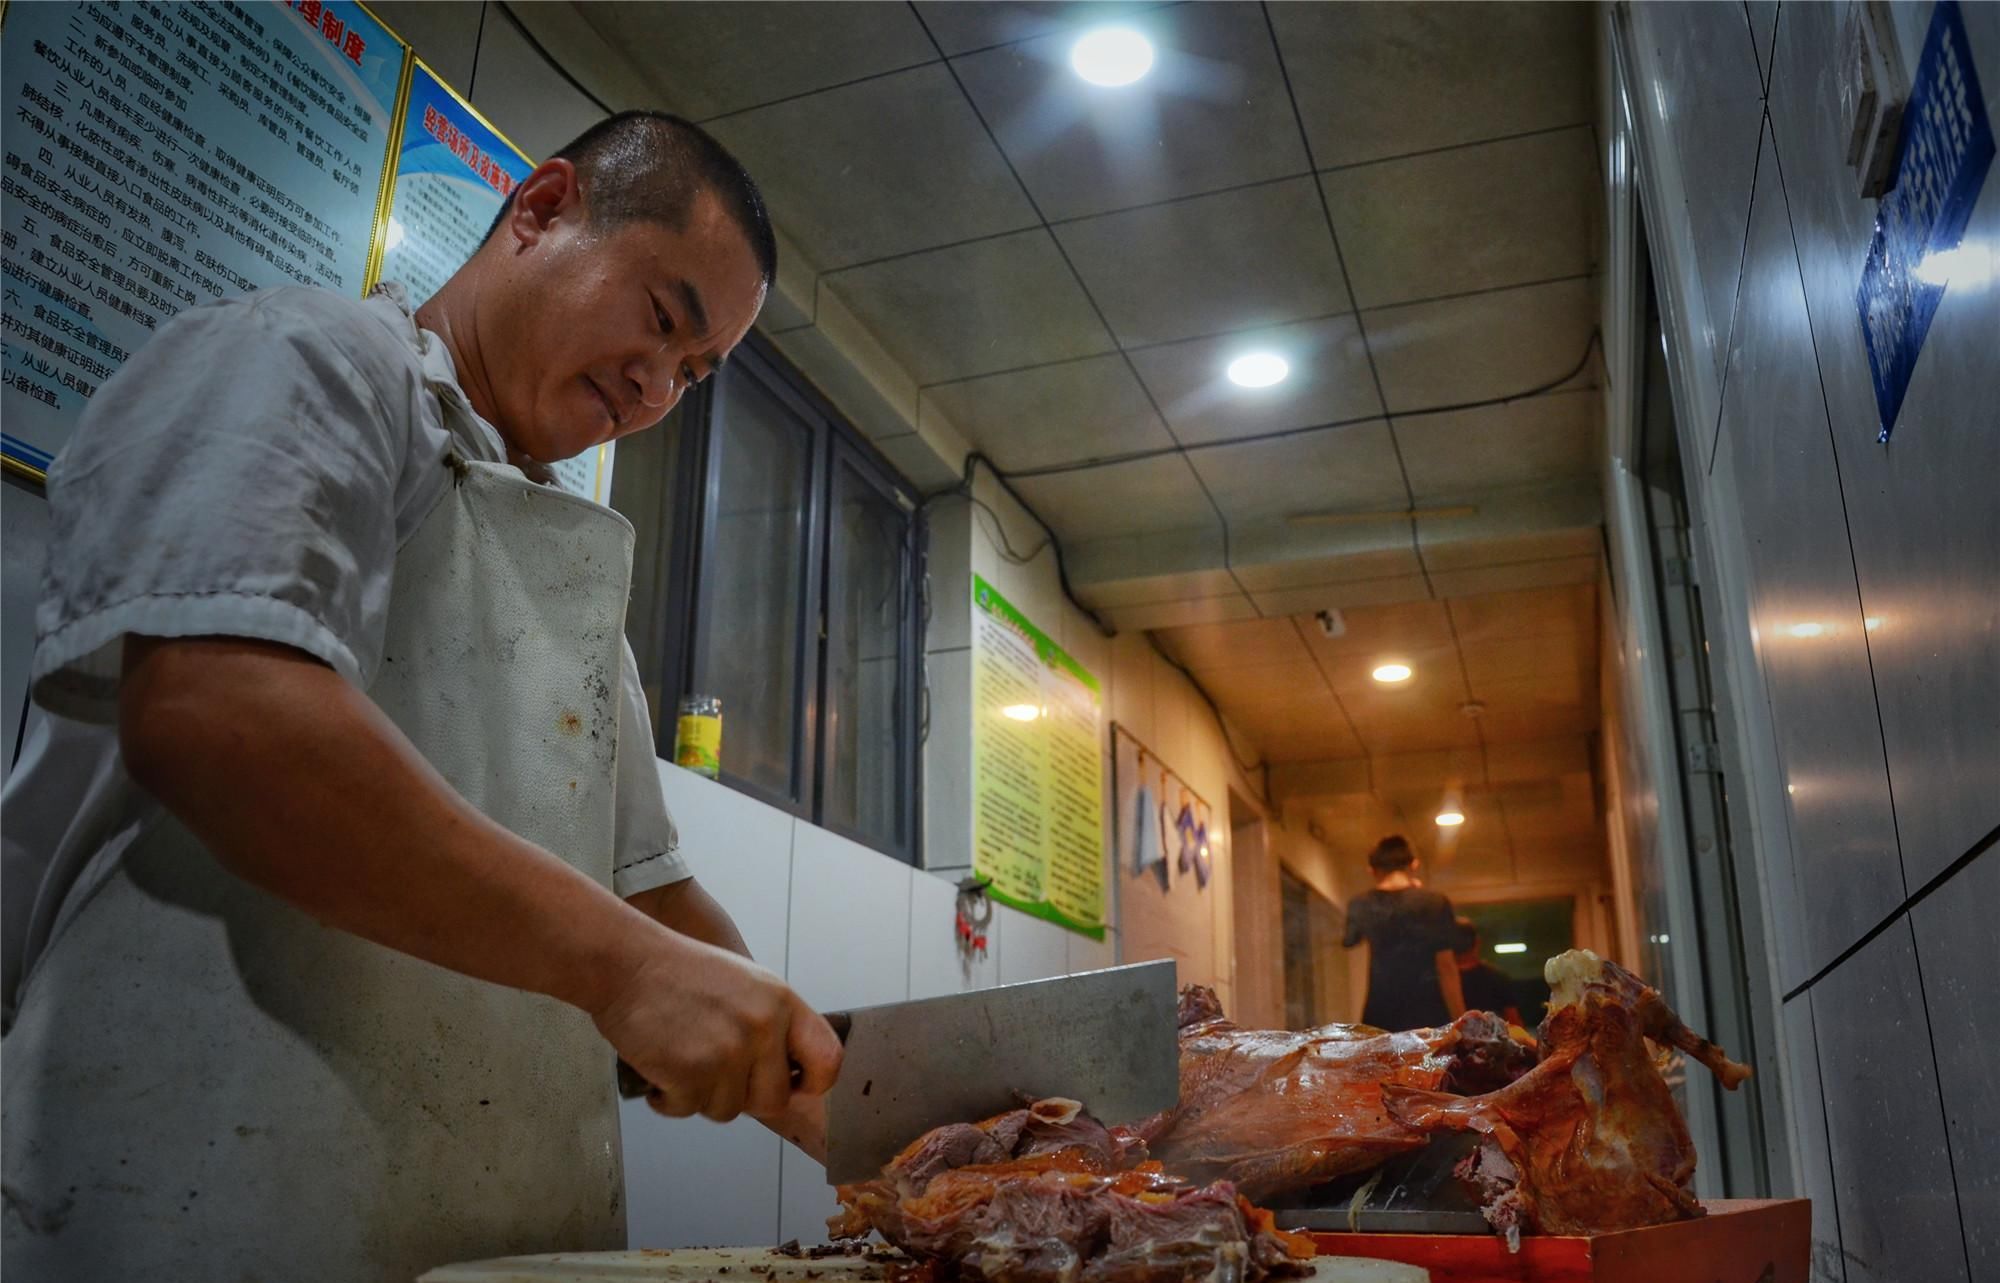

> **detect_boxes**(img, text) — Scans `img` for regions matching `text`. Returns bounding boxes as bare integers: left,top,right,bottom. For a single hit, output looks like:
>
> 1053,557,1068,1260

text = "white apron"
2,457,638,1282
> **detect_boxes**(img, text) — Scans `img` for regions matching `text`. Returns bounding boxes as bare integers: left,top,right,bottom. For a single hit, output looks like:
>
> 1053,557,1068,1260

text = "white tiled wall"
1621,2,1996,1276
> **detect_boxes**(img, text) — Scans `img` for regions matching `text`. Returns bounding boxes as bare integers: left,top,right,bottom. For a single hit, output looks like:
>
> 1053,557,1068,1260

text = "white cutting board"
420,1246,1426,1283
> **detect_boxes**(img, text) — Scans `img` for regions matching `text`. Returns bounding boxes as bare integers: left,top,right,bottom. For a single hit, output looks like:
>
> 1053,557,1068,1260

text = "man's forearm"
121,636,671,1017
627,877,751,958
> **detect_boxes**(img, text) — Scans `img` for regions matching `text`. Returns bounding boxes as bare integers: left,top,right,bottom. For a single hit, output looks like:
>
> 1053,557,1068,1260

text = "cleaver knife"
822,959,1180,1184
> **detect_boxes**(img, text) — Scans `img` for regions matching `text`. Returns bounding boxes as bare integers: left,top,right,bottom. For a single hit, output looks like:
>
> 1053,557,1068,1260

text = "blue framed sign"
372,59,533,310
1,0,405,479
1855,0,1994,442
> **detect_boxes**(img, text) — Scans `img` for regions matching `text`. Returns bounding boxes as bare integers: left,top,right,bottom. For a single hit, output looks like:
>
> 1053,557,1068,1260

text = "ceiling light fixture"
1070,27,1155,87
1371,662,1412,684
1493,942,1527,954
1434,809,1466,827
1000,704,1042,722
1226,352,1289,388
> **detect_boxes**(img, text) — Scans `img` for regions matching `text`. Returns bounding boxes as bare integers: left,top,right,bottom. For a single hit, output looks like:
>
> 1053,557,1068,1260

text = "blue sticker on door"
1855,0,1993,442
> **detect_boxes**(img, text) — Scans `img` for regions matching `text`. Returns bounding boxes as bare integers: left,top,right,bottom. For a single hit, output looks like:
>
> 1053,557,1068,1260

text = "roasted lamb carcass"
1113,985,1537,1201
830,1096,1315,1282
1383,949,1752,1248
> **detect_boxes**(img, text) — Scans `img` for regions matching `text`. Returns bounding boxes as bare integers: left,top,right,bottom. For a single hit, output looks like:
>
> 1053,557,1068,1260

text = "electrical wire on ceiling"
919,453,1118,639
1001,330,1604,480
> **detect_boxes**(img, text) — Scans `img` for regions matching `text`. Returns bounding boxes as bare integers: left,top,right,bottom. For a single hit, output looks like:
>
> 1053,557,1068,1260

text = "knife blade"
821,958,1179,1185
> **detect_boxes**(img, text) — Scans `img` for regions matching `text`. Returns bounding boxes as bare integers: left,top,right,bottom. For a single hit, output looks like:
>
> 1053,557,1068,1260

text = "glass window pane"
823,457,908,851
704,370,811,799
608,406,685,742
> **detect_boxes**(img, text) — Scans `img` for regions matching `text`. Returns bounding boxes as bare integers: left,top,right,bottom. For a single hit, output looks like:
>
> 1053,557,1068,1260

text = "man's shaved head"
486,110,776,288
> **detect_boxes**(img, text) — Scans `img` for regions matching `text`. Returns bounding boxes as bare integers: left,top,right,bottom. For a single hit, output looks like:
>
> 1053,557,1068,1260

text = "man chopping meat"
0,112,842,1281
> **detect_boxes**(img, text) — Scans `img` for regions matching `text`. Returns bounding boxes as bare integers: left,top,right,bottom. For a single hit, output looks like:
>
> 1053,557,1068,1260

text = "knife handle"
616,1011,852,1100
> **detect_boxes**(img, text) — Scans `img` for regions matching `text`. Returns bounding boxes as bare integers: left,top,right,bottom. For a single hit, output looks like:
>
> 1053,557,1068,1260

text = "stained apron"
2,458,638,1282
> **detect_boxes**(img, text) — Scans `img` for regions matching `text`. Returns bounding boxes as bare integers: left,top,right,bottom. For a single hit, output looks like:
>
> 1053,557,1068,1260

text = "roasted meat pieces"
829,1097,1315,1282
1383,949,1753,1248
1114,985,1537,1201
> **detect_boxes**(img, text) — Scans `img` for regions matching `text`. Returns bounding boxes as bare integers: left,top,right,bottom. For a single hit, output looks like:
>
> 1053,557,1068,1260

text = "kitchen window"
610,334,924,864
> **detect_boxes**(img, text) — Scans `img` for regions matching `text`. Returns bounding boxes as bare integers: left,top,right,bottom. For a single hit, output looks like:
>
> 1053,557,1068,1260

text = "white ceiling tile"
1191,661,1328,709
918,355,1173,472
1054,178,1351,346
1156,618,1314,671
1475,704,1596,745
1314,642,1466,699
369,0,482,90
581,2,937,121
1395,387,1602,501
1449,584,1594,645
950,4,1309,221
1256,726,1367,764
1364,278,1598,413
1321,128,1599,308
1074,568,1242,609
1129,315,1382,445
1268,2,1593,168
1425,556,1598,599
913,2,1174,56
1461,634,1584,688
1108,592,1261,631
1247,575,1433,619
1007,453,1221,543
1421,527,1601,574
1301,597,1456,655
466,9,604,163
822,230,1115,383
706,66,1040,269
1186,421,1408,526
1228,545,1425,592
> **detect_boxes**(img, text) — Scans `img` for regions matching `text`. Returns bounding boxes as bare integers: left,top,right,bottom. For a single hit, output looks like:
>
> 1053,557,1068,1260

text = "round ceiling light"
1435,810,1466,827
1371,662,1412,684
1070,27,1155,87
1226,351,1290,388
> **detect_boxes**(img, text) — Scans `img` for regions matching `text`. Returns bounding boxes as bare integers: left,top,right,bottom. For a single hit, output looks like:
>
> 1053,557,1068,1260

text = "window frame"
643,332,925,865
814,435,924,859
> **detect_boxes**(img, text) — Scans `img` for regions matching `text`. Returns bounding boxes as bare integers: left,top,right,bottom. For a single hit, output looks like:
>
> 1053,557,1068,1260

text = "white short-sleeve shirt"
0,283,686,1024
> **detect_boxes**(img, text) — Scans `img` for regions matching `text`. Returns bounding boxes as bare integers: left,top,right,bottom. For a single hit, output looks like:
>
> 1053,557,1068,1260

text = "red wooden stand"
1307,1199,1809,1283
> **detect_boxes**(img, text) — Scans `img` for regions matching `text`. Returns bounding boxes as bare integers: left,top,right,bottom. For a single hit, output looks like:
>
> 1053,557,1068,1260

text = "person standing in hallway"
1451,916,1524,1026
1341,835,1466,1030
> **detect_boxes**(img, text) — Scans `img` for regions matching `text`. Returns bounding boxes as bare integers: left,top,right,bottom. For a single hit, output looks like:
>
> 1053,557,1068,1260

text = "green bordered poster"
970,574,1106,940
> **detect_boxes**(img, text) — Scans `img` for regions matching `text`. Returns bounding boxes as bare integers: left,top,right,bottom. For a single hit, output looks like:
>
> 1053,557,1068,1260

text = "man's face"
488,174,766,463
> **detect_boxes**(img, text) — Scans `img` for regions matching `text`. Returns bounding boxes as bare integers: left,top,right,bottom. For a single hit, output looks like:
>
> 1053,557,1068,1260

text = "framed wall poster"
1,0,405,480
370,59,613,502
969,574,1106,939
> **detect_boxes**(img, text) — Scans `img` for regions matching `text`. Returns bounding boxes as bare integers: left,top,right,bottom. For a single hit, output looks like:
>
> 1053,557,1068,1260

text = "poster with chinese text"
372,59,613,502
1,0,403,478
970,574,1107,940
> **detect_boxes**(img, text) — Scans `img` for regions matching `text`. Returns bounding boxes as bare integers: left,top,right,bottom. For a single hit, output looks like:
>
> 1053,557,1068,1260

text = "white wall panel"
1766,1,2000,887
1,484,50,784
1718,125,1904,975
908,866,1000,999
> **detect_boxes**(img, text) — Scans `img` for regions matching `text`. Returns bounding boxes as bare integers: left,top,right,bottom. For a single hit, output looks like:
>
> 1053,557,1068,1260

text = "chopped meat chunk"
1383,949,1752,1247
1114,985,1537,1200
830,1098,1313,1282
